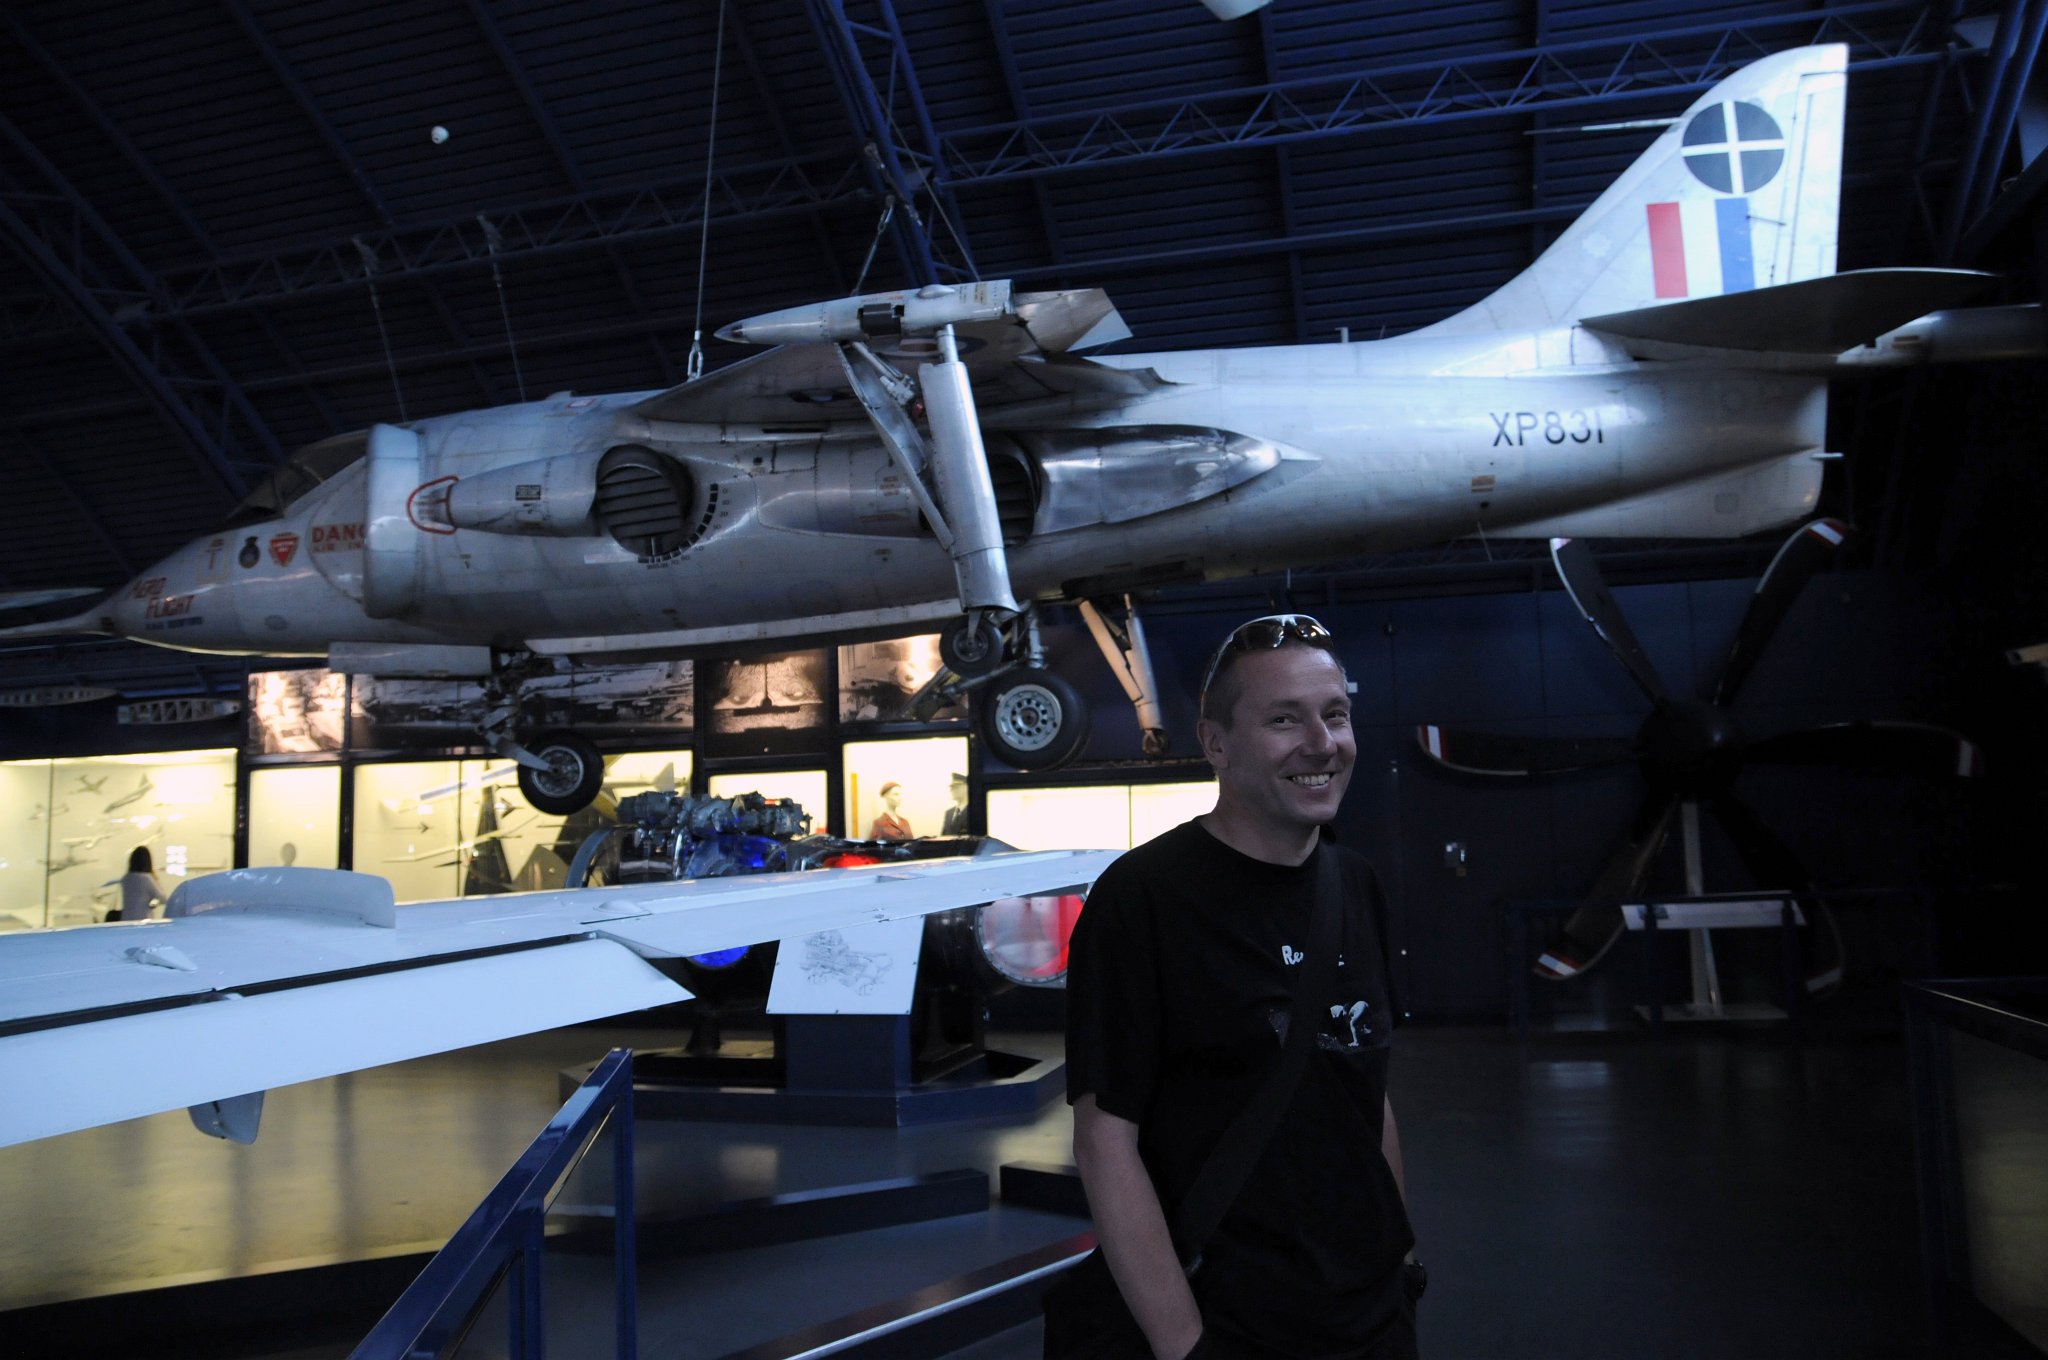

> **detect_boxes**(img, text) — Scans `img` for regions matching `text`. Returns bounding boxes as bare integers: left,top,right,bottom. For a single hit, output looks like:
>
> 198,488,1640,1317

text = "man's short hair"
1199,615,1343,727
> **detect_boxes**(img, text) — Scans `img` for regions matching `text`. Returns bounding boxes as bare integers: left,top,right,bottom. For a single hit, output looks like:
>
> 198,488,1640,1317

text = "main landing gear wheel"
518,729,605,814
978,667,1086,770
940,615,1007,678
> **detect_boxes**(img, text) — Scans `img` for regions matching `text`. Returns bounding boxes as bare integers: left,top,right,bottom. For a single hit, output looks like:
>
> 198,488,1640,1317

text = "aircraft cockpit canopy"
220,430,369,529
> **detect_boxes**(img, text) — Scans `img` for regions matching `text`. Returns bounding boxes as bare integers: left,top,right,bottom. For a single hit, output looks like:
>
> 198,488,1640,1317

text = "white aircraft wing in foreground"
0,848,1118,1148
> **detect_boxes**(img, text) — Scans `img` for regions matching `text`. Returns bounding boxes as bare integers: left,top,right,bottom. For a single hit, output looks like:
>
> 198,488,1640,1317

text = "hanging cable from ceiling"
686,0,729,383
851,196,895,295
479,214,527,403
354,238,408,422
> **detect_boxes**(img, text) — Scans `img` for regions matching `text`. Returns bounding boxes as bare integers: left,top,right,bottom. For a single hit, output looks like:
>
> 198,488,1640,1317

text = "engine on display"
604,791,825,883
566,791,1085,1057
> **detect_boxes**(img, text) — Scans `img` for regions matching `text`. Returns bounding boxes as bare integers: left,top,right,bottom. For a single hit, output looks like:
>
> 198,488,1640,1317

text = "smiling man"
1059,615,1419,1360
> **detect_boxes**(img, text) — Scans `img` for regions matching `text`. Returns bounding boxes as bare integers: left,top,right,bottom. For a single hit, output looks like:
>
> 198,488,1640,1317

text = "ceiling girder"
0,113,281,497
932,3,1955,187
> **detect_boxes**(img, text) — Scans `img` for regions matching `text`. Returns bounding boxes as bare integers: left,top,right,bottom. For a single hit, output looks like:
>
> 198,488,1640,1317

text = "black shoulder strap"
1170,846,1351,1268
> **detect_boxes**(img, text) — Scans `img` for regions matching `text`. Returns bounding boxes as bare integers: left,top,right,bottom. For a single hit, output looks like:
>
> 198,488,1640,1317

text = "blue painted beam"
805,0,945,284
0,427,138,577
0,153,868,335
933,4,1956,186
464,0,680,384
0,190,251,501
3,10,341,433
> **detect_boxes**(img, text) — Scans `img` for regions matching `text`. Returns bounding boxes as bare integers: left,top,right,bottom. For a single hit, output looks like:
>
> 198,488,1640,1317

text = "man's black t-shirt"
1066,820,1413,1358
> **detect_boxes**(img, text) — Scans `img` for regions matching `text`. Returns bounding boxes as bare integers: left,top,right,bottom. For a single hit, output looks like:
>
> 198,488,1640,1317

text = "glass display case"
987,781,1217,852
0,750,236,929
246,764,343,869
842,736,970,843
355,751,693,903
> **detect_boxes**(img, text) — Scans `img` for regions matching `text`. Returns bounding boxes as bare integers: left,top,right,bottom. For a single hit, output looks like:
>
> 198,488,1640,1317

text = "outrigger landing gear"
1079,594,1169,758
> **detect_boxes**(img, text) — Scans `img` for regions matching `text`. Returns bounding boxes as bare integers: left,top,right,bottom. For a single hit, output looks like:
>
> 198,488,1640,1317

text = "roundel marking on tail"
1681,101,1786,195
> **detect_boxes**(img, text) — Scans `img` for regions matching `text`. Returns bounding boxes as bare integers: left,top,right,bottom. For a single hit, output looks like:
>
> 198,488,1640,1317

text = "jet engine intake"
440,452,601,535
595,446,707,558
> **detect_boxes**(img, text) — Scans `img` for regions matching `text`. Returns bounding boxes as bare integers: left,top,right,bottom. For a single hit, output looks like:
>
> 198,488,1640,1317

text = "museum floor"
0,1021,1984,1360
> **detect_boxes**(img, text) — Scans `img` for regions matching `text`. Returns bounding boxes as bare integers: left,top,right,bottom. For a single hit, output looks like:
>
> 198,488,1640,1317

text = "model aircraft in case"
0,845,1118,1148
4,46,2037,811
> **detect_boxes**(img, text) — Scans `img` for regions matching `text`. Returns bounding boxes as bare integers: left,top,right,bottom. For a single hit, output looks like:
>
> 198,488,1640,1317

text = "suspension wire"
479,214,527,402
852,196,896,294
883,107,973,281
687,0,729,383
355,237,408,422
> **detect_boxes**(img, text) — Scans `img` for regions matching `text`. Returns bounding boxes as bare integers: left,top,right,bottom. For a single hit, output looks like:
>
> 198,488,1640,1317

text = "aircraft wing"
0,848,1118,1148
630,286,1164,424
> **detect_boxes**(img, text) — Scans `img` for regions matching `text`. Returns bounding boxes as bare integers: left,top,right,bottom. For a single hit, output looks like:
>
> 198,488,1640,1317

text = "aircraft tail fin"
1420,44,1849,337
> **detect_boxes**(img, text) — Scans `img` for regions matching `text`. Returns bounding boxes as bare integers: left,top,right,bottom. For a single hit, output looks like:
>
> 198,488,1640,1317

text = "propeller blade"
1712,517,1848,704
1550,537,1670,705
1415,726,1638,777
1538,787,1681,980
1744,721,1983,778
1706,790,1843,992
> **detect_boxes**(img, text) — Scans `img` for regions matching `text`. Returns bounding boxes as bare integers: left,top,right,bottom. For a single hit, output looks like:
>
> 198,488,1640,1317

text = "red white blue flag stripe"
1647,198,1755,299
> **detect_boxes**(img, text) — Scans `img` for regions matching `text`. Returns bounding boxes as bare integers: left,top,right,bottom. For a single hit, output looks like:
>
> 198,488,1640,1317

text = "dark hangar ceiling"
0,0,2037,698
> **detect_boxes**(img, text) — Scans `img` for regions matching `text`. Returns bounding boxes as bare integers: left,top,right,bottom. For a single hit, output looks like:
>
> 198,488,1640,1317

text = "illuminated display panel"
247,765,341,869
0,751,237,928
0,760,52,930
706,770,830,835
353,761,465,902
355,751,695,901
987,781,1217,852
842,736,969,843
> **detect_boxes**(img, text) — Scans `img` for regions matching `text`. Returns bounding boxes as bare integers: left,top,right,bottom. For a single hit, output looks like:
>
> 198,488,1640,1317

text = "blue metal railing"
351,1048,638,1360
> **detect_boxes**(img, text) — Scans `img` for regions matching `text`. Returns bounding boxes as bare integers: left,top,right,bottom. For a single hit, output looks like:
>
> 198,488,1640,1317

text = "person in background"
942,773,971,835
115,846,165,921
869,781,913,840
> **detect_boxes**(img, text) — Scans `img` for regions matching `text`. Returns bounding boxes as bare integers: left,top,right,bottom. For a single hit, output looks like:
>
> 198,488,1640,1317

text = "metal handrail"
351,1047,638,1360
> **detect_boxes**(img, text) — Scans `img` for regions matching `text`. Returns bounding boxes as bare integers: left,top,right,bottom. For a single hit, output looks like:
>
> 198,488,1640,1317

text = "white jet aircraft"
3,46,2036,813
0,846,1118,1147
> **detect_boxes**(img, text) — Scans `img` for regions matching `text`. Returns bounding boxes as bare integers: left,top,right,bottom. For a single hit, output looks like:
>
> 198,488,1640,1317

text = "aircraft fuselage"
101,324,1825,663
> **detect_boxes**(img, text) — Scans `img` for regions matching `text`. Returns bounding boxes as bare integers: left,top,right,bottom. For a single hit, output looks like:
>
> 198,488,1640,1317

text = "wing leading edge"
0,849,1119,1148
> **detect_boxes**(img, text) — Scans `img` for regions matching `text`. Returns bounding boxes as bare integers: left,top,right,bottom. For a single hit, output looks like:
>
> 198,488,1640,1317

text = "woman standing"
115,847,165,921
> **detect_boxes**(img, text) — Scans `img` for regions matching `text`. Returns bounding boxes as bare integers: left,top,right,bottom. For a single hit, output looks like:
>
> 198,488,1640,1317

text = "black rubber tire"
517,729,606,815
939,615,1007,678
977,667,1087,770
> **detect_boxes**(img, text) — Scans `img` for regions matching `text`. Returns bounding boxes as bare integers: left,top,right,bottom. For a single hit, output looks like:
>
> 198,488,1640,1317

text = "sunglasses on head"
1199,613,1335,702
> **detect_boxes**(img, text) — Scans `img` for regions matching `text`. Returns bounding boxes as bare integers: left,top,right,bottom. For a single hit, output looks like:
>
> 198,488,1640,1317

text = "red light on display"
975,892,1087,985
821,851,883,868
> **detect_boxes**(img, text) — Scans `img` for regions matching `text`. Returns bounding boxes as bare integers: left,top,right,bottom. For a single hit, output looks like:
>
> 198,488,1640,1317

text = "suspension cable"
687,0,729,383
355,237,408,422
479,214,527,403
